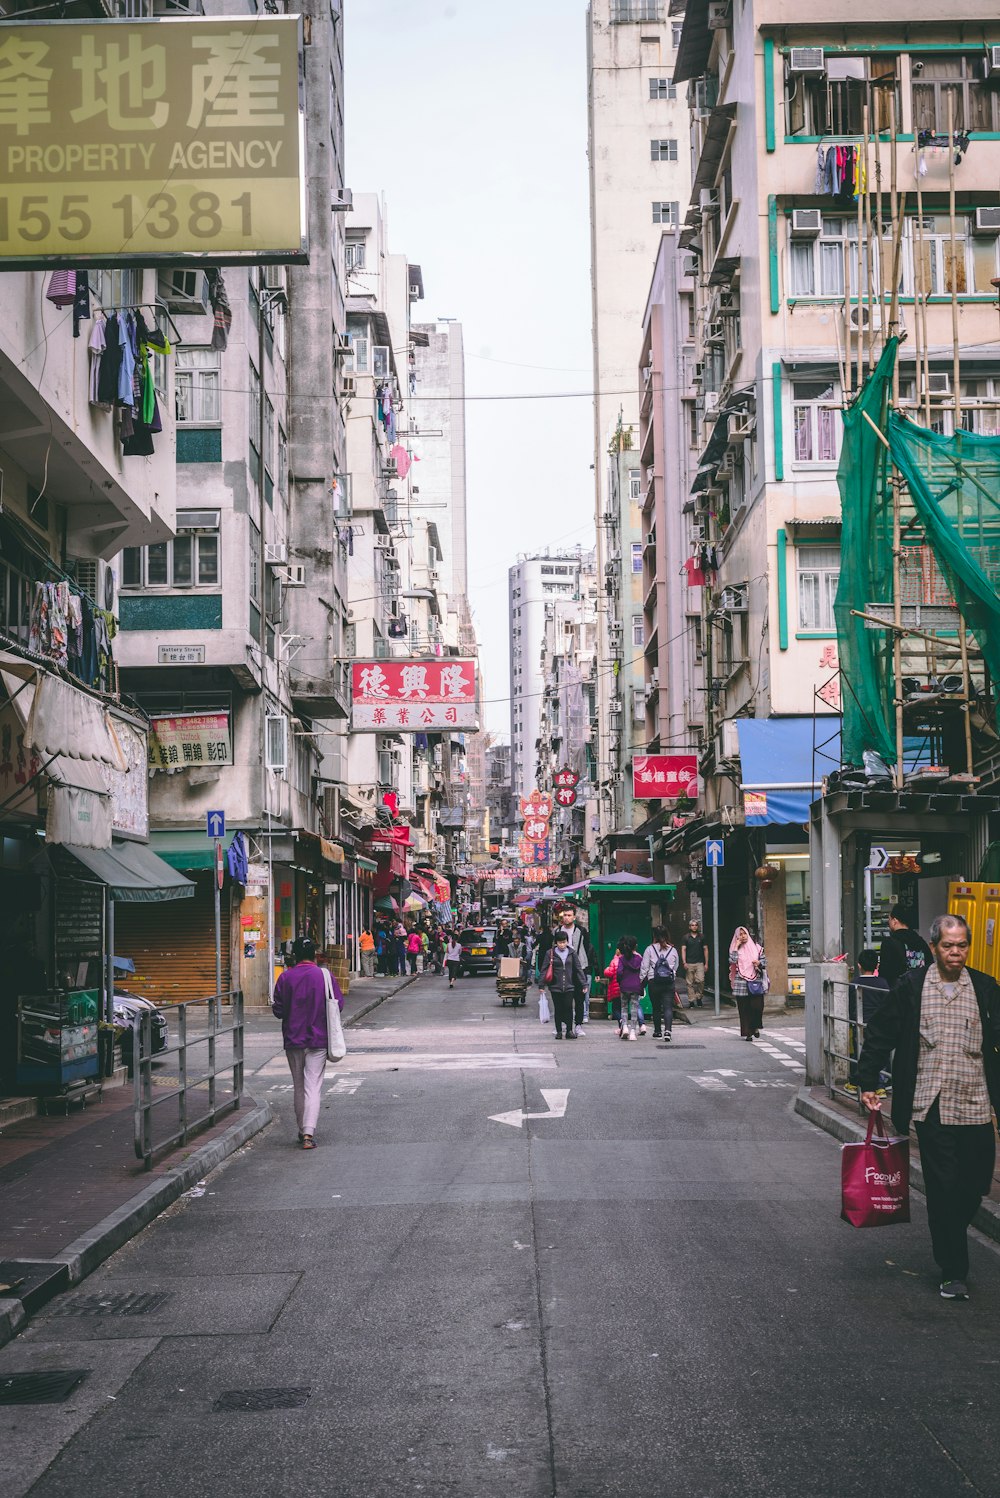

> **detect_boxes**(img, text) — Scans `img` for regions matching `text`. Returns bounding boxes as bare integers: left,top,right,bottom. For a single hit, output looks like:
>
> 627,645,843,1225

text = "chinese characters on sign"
554,786,577,807
631,754,699,802
518,789,553,821
816,644,841,709
553,767,579,790
148,712,232,772
351,659,478,731
0,18,305,265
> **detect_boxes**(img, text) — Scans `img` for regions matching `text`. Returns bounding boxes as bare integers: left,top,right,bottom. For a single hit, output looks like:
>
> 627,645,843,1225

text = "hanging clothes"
72,271,91,338
27,582,71,665
118,312,137,406
96,312,123,406
88,317,110,407
207,269,232,351
684,557,707,587
45,270,76,308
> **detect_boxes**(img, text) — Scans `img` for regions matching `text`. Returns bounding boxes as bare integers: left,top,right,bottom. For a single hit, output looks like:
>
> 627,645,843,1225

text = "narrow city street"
3,976,1000,1498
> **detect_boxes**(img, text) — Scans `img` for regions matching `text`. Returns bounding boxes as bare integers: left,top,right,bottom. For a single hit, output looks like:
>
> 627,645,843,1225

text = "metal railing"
134,991,244,1169
821,973,866,1107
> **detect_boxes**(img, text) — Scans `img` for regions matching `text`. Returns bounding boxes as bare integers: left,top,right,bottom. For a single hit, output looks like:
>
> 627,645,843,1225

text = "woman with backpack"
729,925,768,1041
606,935,646,1040
639,927,680,1040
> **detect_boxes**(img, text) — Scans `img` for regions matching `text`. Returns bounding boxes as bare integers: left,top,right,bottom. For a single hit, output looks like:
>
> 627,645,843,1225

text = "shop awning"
737,717,839,826
62,838,196,902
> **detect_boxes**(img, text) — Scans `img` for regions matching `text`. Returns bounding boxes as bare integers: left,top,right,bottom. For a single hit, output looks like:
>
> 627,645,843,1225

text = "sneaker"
652,1030,662,1039
940,1280,970,1300
639,1025,647,1036
876,1087,888,1098
628,1029,637,1041
566,1029,578,1040
663,1032,672,1042
843,1083,859,1097
619,1028,629,1040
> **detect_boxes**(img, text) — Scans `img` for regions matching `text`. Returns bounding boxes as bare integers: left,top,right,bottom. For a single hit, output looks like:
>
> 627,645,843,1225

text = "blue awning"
736,718,839,826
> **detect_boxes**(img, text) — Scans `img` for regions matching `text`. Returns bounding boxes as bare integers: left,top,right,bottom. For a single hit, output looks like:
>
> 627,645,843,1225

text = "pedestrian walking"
607,935,645,1040
271,936,341,1150
640,927,680,1039
683,921,709,1008
846,948,890,1095
394,920,407,976
406,928,422,975
858,913,1000,1301
878,904,932,989
729,926,767,1041
560,908,596,1025
445,932,463,987
544,927,587,1039
358,926,376,978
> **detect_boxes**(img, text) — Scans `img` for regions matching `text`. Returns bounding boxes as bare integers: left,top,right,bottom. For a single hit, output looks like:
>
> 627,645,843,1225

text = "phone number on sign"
0,188,257,247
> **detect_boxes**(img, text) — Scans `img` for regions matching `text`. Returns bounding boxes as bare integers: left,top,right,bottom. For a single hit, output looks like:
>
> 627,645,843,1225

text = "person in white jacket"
639,928,680,1040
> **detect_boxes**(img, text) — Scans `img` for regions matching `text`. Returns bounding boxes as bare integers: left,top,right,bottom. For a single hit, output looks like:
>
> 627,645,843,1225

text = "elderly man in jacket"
858,913,1000,1301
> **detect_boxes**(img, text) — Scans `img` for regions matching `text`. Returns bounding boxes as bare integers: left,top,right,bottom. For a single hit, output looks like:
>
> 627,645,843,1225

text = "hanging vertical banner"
0,17,306,267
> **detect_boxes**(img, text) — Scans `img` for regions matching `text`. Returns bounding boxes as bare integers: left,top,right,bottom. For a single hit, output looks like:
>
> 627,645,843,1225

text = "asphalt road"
4,974,1000,1498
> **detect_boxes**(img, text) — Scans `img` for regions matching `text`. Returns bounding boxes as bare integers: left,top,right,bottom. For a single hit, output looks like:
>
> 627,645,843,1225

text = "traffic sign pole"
712,861,721,1018
214,839,224,1004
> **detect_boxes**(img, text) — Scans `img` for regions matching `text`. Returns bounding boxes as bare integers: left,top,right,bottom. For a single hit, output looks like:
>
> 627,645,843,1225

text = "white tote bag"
538,992,551,1025
323,967,347,1063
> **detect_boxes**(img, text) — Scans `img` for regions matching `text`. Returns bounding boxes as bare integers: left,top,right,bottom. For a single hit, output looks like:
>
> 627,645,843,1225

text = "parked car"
113,991,169,1058
459,927,498,976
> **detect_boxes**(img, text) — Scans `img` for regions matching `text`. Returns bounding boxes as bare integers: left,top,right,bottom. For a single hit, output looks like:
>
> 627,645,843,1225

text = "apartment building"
670,0,1000,991
588,0,692,864
508,549,588,803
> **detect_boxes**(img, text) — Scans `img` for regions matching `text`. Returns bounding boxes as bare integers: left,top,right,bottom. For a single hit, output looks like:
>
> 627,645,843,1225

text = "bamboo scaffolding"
947,91,976,777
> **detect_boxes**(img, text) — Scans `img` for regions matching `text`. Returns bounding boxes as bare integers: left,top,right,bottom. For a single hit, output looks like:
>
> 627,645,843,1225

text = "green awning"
157,849,216,871
354,855,378,872
63,839,195,902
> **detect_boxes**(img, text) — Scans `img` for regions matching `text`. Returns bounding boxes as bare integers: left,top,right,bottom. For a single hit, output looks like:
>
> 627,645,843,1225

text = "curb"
344,972,420,1027
0,1099,272,1350
793,1088,1000,1247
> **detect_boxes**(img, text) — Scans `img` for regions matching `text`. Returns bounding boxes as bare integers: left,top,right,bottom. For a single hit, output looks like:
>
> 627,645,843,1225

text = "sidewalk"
0,969,418,1347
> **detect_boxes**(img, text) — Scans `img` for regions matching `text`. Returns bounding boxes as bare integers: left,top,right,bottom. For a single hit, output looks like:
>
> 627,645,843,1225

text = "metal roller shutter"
115,872,232,1004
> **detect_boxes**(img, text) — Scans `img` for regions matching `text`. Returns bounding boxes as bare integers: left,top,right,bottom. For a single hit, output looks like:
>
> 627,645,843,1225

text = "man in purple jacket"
271,937,340,1149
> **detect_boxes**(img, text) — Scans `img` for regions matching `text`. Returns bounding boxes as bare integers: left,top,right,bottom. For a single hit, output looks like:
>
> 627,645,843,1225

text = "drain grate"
213,1387,311,1413
0,1370,88,1405
54,1291,172,1318
345,1046,414,1054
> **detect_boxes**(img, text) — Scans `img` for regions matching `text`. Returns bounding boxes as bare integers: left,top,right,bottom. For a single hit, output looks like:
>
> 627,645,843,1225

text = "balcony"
289,658,351,720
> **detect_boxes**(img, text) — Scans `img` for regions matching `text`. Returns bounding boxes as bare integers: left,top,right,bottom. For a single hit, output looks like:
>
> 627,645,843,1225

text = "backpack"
652,946,675,983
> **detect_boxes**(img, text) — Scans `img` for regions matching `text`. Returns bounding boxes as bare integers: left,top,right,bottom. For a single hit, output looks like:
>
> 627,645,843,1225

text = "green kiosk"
585,873,677,1011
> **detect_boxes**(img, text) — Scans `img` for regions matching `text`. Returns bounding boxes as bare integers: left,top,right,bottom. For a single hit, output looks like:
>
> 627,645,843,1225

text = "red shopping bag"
841,1109,910,1228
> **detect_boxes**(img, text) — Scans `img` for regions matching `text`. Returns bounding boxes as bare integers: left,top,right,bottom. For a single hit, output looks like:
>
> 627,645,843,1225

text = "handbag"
323,967,347,1064
746,959,767,997
840,1110,910,1228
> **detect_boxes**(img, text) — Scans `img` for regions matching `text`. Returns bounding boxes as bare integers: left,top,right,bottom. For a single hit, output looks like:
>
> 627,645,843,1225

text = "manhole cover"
54,1292,171,1318
0,1371,88,1405
345,1046,414,1054
658,1044,705,1049
213,1387,311,1413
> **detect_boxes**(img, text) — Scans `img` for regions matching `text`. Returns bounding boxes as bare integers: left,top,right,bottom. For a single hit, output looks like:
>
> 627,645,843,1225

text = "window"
121,534,220,589
788,56,899,137
610,0,663,20
649,77,677,100
792,380,841,464
628,468,642,500
91,266,141,311
632,688,646,723
652,201,679,226
631,543,643,573
263,397,275,478
912,55,995,134
912,214,967,296
632,613,645,647
789,217,861,299
345,238,366,271
651,138,678,161
249,363,261,455
348,333,369,373
174,348,220,423
277,426,288,498
797,545,840,632
249,521,261,607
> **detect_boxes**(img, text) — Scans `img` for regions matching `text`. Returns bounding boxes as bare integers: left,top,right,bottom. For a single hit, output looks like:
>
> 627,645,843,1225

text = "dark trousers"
552,990,574,1037
737,994,765,1038
914,1099,996,1281
649,979,674,1035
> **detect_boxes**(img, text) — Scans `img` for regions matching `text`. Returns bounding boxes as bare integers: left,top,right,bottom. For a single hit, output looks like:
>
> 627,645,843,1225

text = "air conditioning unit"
157,269,210,314
609,697,623,714
704,390,720,414
718,289,738,314
791,209,823,239
71,557,117,613
341,374,356,397
926,371,951,396
849,304,882,332
706,319,725,344
692,362,704,384
334,334,352,355
682,254,699,278
707,1,730,29
717,718,740,760
728,411,755,440
650,668,660,689
264,543,288,566
973,206,1000,235
985,45,1000,77
646,530,655,548
720,584,748,612
331,187,353,212
789,47,826,74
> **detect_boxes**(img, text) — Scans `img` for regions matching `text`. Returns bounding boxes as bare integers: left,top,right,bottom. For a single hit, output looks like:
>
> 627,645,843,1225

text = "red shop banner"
632,754,699,801
351,658,478,731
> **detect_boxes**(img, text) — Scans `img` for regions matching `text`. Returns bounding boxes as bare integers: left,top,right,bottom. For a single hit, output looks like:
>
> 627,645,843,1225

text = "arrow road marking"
490,1087,570,1128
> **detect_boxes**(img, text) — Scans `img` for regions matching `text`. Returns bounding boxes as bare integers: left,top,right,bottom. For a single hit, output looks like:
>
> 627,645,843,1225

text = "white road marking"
329,1075,363,1095
689,1074,737,1092
368,1052,556,1072
490,1088,570,1128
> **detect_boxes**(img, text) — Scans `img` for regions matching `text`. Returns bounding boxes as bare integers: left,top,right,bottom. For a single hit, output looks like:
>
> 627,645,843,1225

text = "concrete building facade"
508,549,588,803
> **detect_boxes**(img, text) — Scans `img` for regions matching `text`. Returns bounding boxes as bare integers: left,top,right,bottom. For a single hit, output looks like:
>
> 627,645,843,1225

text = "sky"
344,1,596,740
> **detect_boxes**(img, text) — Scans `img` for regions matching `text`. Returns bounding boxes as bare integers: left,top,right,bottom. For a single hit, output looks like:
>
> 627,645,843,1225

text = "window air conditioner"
973,206,1000,235
728,411,755,440
720,584,748,612
706,319,725,344
331,187,353,212
789,47,826,74
849,304,882,332
707,1,730,29
926,372,951,395
791,209,823,238
282,564,306,588
157,269,210,314
682,254,699,277
704,390,720,414
265,543,288,565
985,45,1000,77
717,718,740,759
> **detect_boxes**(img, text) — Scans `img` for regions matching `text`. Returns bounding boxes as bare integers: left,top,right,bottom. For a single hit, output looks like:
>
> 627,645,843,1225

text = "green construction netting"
835,338,1000,765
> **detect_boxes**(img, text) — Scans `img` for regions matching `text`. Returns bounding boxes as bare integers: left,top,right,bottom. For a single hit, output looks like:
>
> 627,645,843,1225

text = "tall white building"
508,549,587,802
587,0,692,860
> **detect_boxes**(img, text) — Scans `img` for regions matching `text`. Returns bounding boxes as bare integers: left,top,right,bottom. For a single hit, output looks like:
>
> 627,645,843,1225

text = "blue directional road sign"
705,839,725,868
206,810,226,839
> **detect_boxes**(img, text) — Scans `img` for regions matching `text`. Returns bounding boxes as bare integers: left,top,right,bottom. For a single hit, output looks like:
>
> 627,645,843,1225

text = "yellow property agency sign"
0,17,305,265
